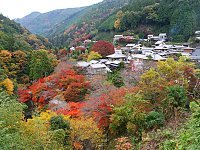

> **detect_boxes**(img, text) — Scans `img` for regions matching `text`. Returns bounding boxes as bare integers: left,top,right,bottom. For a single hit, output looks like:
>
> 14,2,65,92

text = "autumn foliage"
91,40,114,57
18,69,90,106
56,102,85,118
82,87,138,128
0,50,28,83
0,78,14,95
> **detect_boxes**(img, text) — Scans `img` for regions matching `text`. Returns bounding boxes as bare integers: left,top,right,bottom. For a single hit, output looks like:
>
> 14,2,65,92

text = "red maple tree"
91,40,114,57
56,102,85,118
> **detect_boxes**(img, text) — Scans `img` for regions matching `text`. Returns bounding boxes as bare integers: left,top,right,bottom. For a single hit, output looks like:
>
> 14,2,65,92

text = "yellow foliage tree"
70,117,104,149
27,34,39,43
87,51,102,61
0,50,11,75
20,110,70,149
114,10,124,29
139,57,195,102
0,50,11,62
114,19,121,29
0,78,14,94
0,50,28,82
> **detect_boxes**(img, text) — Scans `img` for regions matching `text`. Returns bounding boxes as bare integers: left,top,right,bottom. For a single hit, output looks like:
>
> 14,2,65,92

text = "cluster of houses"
76,33,200,75
77,50,126,75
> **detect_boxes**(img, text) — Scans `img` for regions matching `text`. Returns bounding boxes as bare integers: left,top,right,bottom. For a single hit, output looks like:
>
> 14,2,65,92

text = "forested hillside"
100,0,200,42
16,7,85,35
16,0,128,47
46,0,200,47
0,14,52,50
47,0,130,47
15,0,200,48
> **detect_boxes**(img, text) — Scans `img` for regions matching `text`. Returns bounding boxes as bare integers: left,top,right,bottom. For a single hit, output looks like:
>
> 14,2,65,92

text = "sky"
0,0,103,19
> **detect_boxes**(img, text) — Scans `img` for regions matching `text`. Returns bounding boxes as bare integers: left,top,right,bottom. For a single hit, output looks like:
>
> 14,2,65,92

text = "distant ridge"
16,7,85,35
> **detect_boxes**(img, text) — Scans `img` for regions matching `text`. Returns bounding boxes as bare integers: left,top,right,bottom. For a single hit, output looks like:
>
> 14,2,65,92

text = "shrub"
107,71,124,88
145,111,165,129
50,115,70,131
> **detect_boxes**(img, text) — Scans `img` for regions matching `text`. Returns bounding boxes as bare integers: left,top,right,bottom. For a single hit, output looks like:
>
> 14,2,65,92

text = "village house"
195,31,200,40
77,61,90,68
155,40,166,46
170,45,186,51
90,60,99,64
190,48,200,62
150,53,166,61
106,49,127,62
183,47,195,53
113,35,135,44
159,33,167,41
126,44,142,54
123,36,135,40
70,47,75,51
131,54,147,62
113,35,124,42
88,63,111,75
126,44,136,50
148,33,167,42
77,61,111,75
148,34,158,41
154,45,169,51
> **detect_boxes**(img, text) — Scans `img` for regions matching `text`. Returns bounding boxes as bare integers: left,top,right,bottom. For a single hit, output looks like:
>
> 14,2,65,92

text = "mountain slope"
16,7,85,35
105,0,200,42
0,14,52,51
15,0,200,48
15,12,41,24
47,0,130,47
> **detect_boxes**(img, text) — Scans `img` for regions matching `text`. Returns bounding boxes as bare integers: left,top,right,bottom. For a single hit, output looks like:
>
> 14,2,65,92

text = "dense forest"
99,0,200,42
0,14,52,50
111,0,200,42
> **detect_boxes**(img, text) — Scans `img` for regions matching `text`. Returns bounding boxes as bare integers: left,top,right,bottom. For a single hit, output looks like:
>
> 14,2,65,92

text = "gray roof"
90,63,107,69
192,48,200,56
132,54,148,59
90,64,112,72
151,54,166,61
77,61,90,67
106,50,126,58
190,55,200,60
90,60,99,64
106,53,126,58
99,59,108,63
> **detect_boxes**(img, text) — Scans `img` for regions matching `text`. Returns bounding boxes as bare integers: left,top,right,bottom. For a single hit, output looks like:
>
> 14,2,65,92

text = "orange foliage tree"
56,102,85,118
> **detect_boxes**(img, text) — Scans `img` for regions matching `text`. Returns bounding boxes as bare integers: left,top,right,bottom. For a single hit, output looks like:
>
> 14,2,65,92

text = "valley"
0,0,200,150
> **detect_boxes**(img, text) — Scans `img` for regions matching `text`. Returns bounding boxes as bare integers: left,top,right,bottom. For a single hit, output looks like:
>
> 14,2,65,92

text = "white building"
113,35,124,41
159,33,167,41
88,64,111,74
148,33,167,41
106,50,127,61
